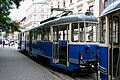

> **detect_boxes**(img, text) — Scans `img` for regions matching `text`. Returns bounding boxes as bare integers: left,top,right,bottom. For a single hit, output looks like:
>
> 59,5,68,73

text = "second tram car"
18,13,99,75
99,0,120,80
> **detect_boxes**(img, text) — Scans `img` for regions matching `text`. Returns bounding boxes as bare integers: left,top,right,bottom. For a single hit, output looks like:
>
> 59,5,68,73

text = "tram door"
53,26,59,63
109,16,120,79
28,31,32,56
53,25,69,66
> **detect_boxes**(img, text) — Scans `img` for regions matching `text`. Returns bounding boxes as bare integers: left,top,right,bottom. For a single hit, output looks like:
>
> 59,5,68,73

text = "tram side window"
71,23,79,42
32,30,35,41
58,30,68,41
32,29,37,41
53,25,69,41
109,16,119,44
86,23,97,42
58,30,64,40
35,29,38,40
37,29,42,41
79,23,84,42
42,28,50,41
100,18,106,43
26,32,29,41
53,27,58,42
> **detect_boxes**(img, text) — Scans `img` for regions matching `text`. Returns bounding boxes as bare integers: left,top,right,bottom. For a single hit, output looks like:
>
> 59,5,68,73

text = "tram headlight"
80,52,83,60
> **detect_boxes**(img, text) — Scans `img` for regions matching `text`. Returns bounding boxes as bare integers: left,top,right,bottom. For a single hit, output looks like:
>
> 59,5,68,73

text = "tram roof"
28,13,98,31
101,0,120,17
19,29,28,34
42,13,97,27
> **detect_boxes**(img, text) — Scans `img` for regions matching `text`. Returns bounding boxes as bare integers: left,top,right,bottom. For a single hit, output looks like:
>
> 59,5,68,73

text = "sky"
10,0,47,20
9,0,33,20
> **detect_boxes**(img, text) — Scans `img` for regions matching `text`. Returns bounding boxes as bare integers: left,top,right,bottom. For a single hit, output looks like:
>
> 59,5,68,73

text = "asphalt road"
0,47,60,80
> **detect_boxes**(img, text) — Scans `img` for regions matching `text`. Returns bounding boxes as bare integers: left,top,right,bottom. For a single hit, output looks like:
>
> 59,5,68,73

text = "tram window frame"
34,29,38,41
42,28,50,41
85,23,97,42
53,26,59,42
100,18,106,43
37,29,39,41
32,30,35,41
109,16,119,45
39,29,42,41
58,27,66,41
71,23,79,42
26,32,29,41
59,25,69,41
79,23,84,42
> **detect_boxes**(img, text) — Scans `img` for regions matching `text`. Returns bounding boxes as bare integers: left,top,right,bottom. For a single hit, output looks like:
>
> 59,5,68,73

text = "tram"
18,13,99,75
99,0,120,80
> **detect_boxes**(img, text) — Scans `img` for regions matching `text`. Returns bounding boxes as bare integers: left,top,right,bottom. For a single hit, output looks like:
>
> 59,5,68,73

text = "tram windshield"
85,23,97,42
71,22,98,42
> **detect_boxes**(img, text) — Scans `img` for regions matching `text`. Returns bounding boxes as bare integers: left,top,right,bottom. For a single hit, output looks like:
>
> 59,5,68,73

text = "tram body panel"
69,44,98,60
69,44,98,69
26,41,29,51
50,43,98,72
31,41,52,58
98,46,108,80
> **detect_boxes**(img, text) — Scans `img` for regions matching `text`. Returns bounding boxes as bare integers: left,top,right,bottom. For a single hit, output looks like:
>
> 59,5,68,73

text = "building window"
34,8,36,12
41,8,44,12
70,0,72,3
33,14,37,20
104,0,113,8
63,0,65,7
41,14,45,20
104,0,109,8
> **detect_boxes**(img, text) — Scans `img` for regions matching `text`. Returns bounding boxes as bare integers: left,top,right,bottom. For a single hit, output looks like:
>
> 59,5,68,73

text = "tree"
0,0,23,31
8,21,22,33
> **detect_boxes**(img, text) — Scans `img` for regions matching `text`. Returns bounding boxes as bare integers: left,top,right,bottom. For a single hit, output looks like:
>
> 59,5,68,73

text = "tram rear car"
18,13,99,73
99,0,120,80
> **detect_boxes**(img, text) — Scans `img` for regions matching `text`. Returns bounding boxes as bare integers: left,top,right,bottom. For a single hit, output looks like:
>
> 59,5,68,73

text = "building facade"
48,0,99,17
23,0,49,30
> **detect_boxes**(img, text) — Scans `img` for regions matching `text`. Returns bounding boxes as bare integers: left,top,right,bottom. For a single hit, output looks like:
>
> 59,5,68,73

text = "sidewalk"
0,47,60,80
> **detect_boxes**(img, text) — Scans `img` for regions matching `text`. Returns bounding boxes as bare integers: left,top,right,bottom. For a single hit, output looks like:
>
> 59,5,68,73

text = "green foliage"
0,0,23,32
8,21,22,33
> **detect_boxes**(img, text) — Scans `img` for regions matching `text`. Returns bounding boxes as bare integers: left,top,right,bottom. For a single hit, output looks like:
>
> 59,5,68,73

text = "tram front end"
77,44,99,73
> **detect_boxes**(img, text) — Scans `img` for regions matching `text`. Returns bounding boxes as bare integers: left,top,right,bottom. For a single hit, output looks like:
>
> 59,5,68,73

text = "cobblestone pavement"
0,47,60,80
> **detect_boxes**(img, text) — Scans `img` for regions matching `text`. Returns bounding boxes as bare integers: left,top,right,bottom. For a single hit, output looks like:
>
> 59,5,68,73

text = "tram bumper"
78,60,98,73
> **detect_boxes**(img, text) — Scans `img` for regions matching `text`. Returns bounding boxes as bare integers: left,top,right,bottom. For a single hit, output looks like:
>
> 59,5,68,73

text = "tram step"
59,59,67,64
59,55,67,59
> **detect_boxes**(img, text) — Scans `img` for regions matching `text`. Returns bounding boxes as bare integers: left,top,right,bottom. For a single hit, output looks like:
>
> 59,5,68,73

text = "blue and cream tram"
99,0,120,80
18,13,99,74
